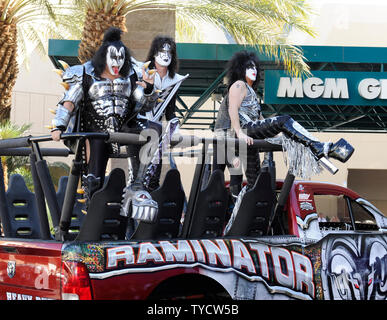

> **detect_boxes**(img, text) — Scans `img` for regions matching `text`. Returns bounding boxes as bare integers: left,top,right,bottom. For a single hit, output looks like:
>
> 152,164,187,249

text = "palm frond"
0,121,31,139
170,0,314,76
175,13,204,43
2,0,315,76
9,1,83,65
0,121,32,182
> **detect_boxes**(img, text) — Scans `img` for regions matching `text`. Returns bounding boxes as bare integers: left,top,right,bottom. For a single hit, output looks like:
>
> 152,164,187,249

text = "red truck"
0,133,386,301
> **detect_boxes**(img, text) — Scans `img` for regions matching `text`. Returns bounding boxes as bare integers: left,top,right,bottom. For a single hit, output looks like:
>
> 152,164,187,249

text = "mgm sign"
264,70,387,106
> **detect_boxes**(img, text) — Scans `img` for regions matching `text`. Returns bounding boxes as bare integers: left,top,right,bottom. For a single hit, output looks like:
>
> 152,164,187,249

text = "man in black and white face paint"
106,45,125,76
51,27,160,225
245,61,257,82
154,43,172,67
125,36,189,194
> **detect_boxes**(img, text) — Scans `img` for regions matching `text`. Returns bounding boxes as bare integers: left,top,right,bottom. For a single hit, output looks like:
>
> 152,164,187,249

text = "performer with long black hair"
215,50,354,189
51,27,159,222
125,35,188,192
215,50,355,235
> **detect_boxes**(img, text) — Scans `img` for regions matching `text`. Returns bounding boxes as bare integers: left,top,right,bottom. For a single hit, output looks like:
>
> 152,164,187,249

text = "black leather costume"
52,28,159,223
54,59,155,192
215,81,355,186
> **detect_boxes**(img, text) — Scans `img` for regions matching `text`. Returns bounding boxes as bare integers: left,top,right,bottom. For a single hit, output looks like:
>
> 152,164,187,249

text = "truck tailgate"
0,240,63,300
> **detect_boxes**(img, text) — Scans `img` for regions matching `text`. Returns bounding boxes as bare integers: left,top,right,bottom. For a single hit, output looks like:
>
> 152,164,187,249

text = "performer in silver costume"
216,50,355,235
124,36,188,192
215,50,355,188
51,27,159,223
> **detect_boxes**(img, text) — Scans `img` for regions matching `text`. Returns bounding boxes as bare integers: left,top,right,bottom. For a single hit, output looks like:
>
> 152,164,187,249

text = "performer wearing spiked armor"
123,35,188,194
51,27,159,222
215,50,355,189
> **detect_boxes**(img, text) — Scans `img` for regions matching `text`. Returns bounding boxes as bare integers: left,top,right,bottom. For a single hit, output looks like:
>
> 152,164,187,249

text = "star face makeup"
245,62,257,82
155,43,172,67
106,45,125,76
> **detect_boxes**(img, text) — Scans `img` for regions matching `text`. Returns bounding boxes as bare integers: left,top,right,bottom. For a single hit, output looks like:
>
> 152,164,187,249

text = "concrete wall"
348,169,387,214
287,0,387,47
122,6,175,61
11,51,66,159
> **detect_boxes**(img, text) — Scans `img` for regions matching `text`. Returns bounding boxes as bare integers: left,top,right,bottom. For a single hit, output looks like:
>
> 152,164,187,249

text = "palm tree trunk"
0,22,18,122
1,156,8,190
78,8,127,64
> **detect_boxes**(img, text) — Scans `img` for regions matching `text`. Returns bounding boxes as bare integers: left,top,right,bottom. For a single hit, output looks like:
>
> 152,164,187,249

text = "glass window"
314,194,352,230
348,199,378,231
314,194,379,231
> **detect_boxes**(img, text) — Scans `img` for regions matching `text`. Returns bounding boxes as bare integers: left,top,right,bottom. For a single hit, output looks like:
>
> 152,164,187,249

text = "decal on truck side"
321,235,387,300
64,239,316,299
104,239,315,298
6,292,53,300
62,234,387,300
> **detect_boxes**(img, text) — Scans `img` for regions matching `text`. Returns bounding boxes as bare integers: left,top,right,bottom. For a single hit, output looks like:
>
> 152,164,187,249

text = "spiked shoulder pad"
62,64,84,85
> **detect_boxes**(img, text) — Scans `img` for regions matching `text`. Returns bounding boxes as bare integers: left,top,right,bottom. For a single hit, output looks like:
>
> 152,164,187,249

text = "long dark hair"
91,27,132,78
146,35,178,78
226,50,260,90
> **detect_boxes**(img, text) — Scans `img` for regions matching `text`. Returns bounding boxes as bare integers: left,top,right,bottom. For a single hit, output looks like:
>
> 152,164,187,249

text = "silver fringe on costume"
265,134,324,180
223,185,248,235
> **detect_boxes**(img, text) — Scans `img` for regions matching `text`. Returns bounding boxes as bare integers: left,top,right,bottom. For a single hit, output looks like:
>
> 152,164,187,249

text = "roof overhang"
48,40,387,132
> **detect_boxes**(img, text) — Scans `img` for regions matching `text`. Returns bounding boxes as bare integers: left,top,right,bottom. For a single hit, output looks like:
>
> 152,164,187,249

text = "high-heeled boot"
281,119,354,163
247,115,354,163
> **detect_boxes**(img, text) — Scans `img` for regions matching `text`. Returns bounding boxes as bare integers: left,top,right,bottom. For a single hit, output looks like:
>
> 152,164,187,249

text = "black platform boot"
283,120,355,162
326,138,354,162
121,146,158,222
247,116,354,163
147,162,162,192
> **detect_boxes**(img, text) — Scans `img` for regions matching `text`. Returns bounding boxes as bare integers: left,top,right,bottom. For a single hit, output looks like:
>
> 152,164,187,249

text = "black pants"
212,145,243,188
127,143,162,192
87,138,110,184
245,115,292,139
212,136,260,190
124,119,163,192
245,146,261,189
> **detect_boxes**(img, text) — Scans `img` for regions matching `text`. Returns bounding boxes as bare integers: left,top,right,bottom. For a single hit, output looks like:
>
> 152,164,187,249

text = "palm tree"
75,0,315,76
0,0,83,122
0,121,31,188
74,0,133,63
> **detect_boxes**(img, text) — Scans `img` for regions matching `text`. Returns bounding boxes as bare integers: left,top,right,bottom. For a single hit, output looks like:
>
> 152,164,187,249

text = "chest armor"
86,77,132,132
239,84,261,128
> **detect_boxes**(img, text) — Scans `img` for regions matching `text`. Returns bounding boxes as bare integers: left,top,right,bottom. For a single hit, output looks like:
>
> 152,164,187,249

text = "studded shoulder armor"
62,64,84,85
59,64,85,107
